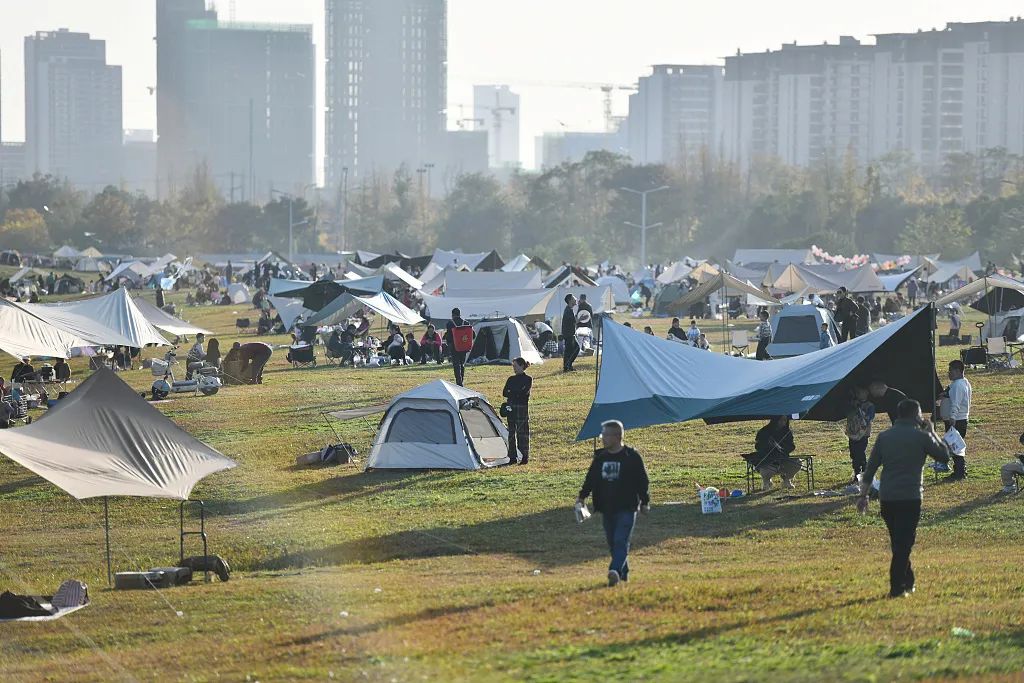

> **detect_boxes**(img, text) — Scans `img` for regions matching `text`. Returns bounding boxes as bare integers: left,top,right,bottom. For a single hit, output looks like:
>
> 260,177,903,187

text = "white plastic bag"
574,501,591,524
700,487,722,514
943,427,967,457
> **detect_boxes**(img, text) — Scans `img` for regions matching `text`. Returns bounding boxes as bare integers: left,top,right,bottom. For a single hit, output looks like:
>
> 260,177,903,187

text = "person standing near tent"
578,293,594,321
845,387,876,485
446,308,469,386
869,380,909,425
576,420,650,587
502,357,533,465
562,294,580,372
907,278,919,308
942,360,972,481
948,308,962,341
155,287,165,310
820,322,835,350
755,310,772,360
858,399,951,598
835,288,860,342
856,296,871,336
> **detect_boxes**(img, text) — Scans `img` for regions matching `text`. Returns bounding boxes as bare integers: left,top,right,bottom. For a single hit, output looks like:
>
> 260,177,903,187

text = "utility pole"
620,185,669,270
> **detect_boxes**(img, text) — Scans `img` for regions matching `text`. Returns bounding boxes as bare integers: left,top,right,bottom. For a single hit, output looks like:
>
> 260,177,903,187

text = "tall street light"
271,183,316,263
619,185,669,270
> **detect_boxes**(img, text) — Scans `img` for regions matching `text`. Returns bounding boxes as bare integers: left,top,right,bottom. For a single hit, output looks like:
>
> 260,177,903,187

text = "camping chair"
235,318,251,334
745,455,814,494
730,330,749,357
986,337,1012,370
2,393,32,426
287,343,317,369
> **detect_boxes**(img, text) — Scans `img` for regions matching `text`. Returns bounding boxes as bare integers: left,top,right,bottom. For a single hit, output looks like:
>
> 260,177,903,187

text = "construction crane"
452,102,517,166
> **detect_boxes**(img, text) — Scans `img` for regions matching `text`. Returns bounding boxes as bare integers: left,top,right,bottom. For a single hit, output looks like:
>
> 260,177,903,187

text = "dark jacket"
863,418,950,501
748,422,795,466
578,446,650,514
835,297,859,325
561,305,577,338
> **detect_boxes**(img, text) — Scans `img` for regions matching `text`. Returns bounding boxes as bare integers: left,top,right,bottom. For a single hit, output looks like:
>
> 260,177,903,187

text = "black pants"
451,351,466,386
507,406,529,463
420,344,441,364
563,336,580,371
848,437,868,475
945,419,968,477
537,331,553,349
879,499,921,596
839,322,858,342
755,338,771,360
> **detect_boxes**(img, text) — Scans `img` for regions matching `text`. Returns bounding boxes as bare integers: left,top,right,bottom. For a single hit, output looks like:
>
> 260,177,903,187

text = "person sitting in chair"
206,338,222,369
186,333,207,379
11,357,35,383
420,324,443,364
257,309,273,335
385,325,407,363
745,415,802,490
693,333,710,350
668,318,686,341
405,333,423,363
54,357,71,382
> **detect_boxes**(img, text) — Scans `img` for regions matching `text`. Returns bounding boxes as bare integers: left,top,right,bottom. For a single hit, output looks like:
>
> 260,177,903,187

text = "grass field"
1,280,1023,682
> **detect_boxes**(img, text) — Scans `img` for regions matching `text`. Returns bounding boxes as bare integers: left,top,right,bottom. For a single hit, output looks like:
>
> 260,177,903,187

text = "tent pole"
930,302,937,422
722,276,729,354
984,274,991,338
592,314,602,450
104,497,112,587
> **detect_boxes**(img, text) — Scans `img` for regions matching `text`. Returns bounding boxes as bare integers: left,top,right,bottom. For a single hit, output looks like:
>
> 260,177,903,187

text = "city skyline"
1,1,1022,179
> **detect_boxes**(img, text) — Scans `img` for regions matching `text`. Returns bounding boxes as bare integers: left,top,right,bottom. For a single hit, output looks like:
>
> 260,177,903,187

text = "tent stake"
104,497,112,587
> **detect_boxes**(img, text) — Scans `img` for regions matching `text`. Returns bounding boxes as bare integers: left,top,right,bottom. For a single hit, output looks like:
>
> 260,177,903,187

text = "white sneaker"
607,570,620,587
1001,485,1017,494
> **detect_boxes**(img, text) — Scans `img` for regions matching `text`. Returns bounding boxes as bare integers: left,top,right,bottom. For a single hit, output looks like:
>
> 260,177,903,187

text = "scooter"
151,350,221,400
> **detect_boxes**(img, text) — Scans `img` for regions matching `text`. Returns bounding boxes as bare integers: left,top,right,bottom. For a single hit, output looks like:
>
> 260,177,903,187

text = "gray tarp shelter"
0,369,236,581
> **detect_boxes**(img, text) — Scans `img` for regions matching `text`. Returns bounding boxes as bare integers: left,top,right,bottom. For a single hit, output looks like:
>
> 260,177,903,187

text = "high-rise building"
122,129,158,197
535,121,629,170
628,65,723,165
156,1,315,201
473,85,520,169
721,37,876,169
325,0,448,188
24,29,123,189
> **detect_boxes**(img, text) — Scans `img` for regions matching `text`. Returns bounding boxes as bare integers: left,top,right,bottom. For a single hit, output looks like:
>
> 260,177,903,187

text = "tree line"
1,149,1023,267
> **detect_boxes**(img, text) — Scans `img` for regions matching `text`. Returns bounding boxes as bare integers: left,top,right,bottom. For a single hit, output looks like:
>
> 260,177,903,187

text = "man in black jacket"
561,294,580,372
835,287,860,342
577,420,651,586
445,308,468,386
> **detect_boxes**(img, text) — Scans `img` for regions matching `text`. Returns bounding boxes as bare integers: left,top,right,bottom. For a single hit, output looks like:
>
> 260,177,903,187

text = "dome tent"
365,380,514,470
766,304,838,358
467,318,544,366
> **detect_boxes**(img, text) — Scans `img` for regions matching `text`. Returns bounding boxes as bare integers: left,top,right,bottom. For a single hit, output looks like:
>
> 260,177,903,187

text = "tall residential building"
721,37,876,169
156,1,315,201
24,29,123,189
871,20,1024,168
473,85,520,169
325,0,448,187
628,65,723,165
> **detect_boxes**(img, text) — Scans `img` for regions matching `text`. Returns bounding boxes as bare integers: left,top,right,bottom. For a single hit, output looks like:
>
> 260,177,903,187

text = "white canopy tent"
361,380,512,470
104,261,153,283
596,276,631,305
227,283,251,304
657,261,694,285
268,296,312,330
131,295,210,337
501,254,532,272
303,291,424,327
935,274,1024,307
25,287,170,348
380,262,424,290
0,299,94,359
766,304,838,358
420,290,556,322
545,286,615,327
427,248,492,272
53,245,80,259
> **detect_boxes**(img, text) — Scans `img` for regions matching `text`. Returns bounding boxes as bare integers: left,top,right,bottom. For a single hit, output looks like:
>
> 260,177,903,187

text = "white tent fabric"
596,276,631,304
0,369,236,499
0,299,95,359
304,291,423,327
657,261,694,285
926,262,976,286
149,253,178,271
365,380,511,470
9,267,39,284
877,267,923,293
380,262,423,290
131,296,211,337
53,245,80,259
427,248,490,272
543,265,598,288
767,304,838,358
345,261,377,278
468,319,544,365
443,270,542,291
269,296,312,330
74,257,109,273
79,246,103,258
935,274,1024,306
421,290,556,322
104,261,153,283
501,254,532,272
981,307,1024,342
227,283,251,304
545,286,615,326
28,288,170,348
268,277,314,295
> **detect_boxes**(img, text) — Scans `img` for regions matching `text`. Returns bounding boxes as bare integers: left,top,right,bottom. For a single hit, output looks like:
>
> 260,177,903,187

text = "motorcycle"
151,349,221,400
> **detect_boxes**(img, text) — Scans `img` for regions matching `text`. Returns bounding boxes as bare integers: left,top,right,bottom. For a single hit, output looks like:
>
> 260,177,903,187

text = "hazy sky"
2,1,1022,177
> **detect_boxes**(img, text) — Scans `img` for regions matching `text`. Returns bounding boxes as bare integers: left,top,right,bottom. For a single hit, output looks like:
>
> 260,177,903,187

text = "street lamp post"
619,185,669,270
271,184,315,263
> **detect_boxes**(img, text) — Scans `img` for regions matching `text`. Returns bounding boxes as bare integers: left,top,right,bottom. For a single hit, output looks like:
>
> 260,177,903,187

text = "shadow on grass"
0,476,46,495
253,497,853,571
207,469,461,516
923,491,1005,527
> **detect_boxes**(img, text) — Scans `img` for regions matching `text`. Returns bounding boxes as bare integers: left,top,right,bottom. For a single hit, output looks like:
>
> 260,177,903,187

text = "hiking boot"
607,570,620,587
1000,484,1017,494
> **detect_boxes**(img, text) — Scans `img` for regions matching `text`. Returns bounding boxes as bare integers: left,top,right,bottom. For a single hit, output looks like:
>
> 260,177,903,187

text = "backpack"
451,325,474,353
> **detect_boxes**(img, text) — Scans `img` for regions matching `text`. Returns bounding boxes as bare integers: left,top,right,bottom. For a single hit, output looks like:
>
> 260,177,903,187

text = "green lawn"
1,286,1022,682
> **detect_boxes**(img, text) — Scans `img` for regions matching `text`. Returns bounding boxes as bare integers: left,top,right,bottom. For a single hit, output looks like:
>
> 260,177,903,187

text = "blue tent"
577,307,937,439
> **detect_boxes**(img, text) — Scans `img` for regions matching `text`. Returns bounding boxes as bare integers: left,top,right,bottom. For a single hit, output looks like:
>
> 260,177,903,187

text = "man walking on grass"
858,399,951,598
562,293,580,372
577,420,650,586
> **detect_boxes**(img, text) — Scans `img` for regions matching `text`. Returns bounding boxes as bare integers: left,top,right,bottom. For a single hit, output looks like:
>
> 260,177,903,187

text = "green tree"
0,208,51,252
438,173,510,252
78,186,136,249
898,206,974,259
